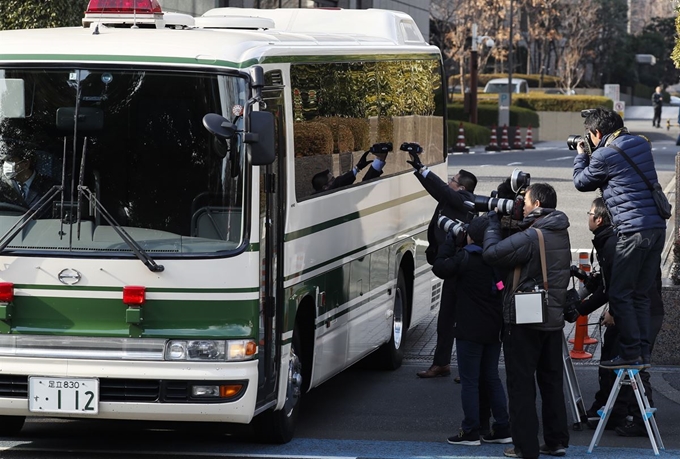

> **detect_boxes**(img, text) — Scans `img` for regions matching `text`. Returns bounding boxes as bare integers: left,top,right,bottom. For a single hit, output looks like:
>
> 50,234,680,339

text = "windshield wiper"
0,185,64,253
78,186,164,273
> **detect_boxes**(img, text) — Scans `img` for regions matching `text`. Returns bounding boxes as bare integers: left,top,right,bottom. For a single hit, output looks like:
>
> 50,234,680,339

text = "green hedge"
447,104,539,128
447,120,491,148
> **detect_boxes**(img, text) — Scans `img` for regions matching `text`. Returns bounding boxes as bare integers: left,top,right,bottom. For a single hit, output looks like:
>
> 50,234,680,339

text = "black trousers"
504,325,569,458
653,106,662,126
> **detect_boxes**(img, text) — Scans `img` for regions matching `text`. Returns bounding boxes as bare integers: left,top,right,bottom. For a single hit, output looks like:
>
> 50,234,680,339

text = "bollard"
524,125,535,149
500,125,511,150
453,122,469,153
486,125,500,151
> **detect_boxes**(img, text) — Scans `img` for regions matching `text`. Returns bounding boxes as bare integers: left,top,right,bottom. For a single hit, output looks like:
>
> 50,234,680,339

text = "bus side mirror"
246,111,275,165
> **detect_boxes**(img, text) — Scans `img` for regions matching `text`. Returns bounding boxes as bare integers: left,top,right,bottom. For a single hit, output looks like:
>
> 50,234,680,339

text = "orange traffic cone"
486,125,500,151
500,125,511,150
524,124,535,149
512,127,524,150
453,122,469,153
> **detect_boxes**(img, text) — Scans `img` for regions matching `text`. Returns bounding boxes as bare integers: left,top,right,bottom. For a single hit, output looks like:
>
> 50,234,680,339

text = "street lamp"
469,24,494,124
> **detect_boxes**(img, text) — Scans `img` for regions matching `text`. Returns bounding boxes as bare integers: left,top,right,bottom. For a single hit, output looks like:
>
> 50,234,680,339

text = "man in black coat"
483,183,571,459
406,149,477,380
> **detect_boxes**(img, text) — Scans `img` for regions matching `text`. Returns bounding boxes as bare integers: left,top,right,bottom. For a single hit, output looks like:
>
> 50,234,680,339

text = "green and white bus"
0,1,447,442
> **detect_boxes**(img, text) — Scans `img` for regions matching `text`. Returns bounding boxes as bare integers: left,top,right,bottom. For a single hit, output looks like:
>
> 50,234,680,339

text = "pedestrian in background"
483,183,571,459
433,216,511,447
652,86,663,128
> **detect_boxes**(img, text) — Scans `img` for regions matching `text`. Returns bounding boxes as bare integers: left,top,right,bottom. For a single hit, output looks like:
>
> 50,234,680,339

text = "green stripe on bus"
284,189,429,242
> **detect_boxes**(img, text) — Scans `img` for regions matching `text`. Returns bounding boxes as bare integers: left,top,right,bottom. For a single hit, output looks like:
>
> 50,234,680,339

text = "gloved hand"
406,152,423,171
356,150,373,170
584,272,602,293
563,303,580,323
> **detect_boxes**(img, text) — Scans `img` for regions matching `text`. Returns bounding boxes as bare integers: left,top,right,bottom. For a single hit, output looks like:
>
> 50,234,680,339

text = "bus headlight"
165,340,257,361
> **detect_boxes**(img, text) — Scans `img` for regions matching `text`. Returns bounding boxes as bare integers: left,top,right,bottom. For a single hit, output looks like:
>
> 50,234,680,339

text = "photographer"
311,144,389,193
573,107,666,369
565,198,664,436
432,216,511,447
483,183,570,459
405,142,478,380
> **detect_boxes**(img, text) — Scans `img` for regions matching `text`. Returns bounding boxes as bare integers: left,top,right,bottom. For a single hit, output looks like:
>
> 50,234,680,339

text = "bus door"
256,83,286,403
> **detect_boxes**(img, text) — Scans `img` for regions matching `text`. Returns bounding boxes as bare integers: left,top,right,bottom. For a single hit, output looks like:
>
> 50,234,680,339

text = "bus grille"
0,376,243,403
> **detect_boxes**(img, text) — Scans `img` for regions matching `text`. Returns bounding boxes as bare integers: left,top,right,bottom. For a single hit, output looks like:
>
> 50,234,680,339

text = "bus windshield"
0,68,247,256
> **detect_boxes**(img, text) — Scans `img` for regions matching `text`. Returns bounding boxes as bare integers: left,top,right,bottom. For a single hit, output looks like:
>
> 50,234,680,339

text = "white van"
484,78,529,94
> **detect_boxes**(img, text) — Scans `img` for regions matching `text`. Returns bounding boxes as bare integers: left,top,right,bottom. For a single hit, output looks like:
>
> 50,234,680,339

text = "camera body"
437,215,467,237
468,168,530,220
400,142,423,154
369,142,393,154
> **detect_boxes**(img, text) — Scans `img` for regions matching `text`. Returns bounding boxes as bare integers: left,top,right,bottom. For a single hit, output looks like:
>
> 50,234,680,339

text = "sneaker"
539,443,566,456
599,355,644,369
447,429,480,446
482,425,512,444
504,446,524,458
586,407,601,423
615,421,648,437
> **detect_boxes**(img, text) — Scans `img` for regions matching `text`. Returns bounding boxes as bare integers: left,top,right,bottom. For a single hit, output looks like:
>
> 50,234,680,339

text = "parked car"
669,95,680,105
544,88,576,95
483,78,529,94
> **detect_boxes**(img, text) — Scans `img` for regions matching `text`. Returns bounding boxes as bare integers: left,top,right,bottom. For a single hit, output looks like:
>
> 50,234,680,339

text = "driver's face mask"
3,161,18,179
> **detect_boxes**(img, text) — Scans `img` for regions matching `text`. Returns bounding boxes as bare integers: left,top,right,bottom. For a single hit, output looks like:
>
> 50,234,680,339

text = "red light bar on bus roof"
83,0,164,28
86,0,162,14
0,283,13,303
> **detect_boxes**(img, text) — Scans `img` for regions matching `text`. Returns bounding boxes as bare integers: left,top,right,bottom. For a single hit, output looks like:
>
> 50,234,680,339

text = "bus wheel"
254,326,303,444
0,416,25,436
375,269,407,370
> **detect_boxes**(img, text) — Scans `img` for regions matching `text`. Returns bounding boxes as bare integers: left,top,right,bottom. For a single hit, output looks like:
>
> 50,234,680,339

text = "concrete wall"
536,112,585,142
655,286,680,365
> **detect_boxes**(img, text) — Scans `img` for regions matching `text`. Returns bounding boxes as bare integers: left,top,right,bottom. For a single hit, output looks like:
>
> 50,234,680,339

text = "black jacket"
483,208,571,330
433,240,503,343
413,170,476,264
578,224,663,318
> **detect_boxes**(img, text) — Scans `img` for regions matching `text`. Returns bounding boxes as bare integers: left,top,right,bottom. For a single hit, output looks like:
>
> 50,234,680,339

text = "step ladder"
588,368,664,455
562,334,587,430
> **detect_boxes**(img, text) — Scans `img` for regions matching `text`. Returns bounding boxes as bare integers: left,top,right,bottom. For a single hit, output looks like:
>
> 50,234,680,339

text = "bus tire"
254,325,303,444
375,269,407,370
0,416,24,436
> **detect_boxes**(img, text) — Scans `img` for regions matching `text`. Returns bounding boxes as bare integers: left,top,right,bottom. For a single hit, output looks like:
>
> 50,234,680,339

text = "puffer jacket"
483,208,571,330
573,133,666,234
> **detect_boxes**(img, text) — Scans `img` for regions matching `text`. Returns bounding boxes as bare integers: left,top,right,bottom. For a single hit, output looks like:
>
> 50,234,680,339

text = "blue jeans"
608,227,665,360
456,339,509,432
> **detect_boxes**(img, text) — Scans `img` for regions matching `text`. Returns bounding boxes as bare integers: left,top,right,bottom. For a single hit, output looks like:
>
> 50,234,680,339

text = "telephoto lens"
471,195,515,215
437,215,467,236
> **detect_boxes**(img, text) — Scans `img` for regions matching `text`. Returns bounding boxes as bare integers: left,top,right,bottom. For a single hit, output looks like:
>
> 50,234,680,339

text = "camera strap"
512,228,549,292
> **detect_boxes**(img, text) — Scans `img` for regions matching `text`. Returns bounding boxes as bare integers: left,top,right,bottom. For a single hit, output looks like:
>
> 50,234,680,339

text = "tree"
636,17,680,88
0,0,89,30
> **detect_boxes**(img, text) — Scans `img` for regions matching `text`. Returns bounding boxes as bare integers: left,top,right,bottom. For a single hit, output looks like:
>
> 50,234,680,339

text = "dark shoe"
416,364,451,378
599,355,644,369
642,355,652,369
482,424,512,444
447,429,480,446
539,443,566,456
479,422,491,437
586,415,625,431
616,421,648,437
504,446,524,458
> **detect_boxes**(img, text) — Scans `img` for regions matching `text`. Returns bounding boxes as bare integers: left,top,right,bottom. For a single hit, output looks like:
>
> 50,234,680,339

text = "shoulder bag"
610,144,672,219
510,228,549,324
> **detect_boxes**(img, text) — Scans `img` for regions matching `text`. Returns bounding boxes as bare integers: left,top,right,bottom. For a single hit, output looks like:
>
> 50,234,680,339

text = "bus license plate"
28,377,99,414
